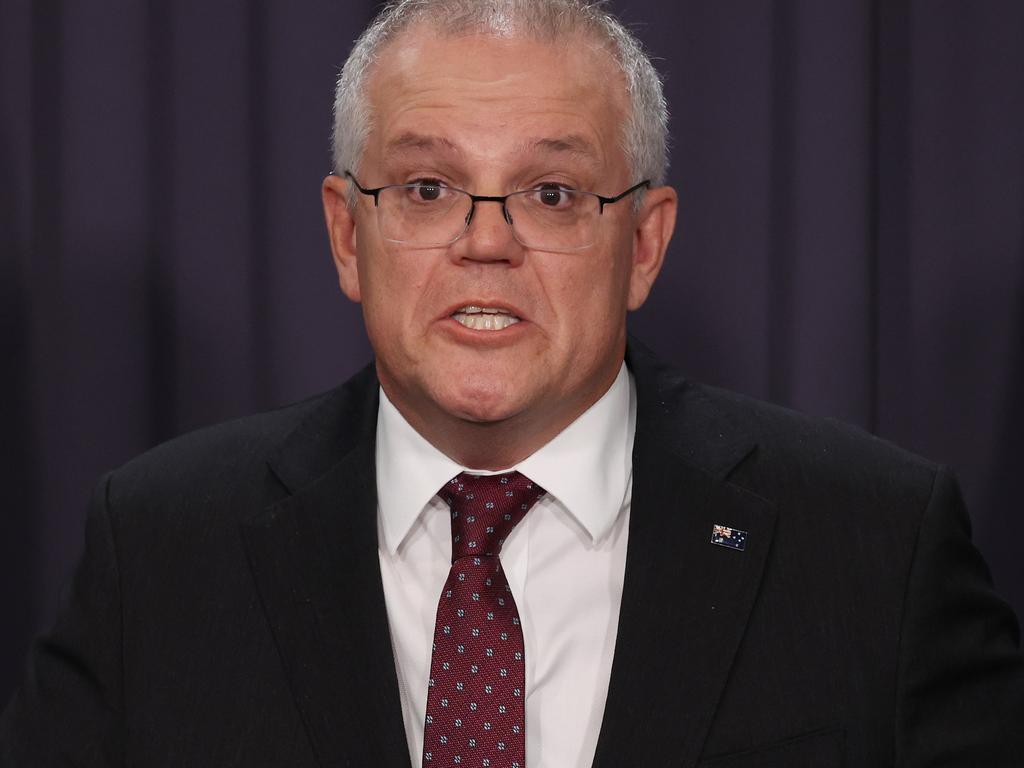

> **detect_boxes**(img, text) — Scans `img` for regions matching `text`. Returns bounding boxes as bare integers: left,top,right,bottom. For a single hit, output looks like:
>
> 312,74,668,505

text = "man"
2,1,1022,766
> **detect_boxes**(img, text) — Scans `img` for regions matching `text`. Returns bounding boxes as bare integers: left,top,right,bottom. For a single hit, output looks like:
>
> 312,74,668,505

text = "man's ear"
627,184,677,310
322,173,362,303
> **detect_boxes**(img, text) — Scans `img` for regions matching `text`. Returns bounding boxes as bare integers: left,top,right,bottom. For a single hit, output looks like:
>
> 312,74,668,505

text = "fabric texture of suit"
2,341,1022,767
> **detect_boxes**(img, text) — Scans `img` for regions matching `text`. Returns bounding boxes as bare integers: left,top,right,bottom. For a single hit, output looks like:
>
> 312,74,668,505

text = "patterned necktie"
422,471,546,768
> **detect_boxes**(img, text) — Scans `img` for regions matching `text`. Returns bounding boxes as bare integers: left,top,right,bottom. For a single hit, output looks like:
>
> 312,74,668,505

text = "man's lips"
444,302,525,332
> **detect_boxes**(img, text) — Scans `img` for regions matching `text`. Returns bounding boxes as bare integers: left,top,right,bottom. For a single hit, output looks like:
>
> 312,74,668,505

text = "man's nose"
450,199,524,265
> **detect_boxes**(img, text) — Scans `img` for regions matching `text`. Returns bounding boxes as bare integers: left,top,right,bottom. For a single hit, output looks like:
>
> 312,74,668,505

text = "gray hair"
330,0,669,189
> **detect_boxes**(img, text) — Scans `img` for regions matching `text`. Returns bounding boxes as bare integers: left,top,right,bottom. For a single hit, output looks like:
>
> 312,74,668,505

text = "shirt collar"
376,362,635,554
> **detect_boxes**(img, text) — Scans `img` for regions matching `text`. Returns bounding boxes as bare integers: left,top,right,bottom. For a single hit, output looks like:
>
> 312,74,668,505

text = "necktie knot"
439,471,546,561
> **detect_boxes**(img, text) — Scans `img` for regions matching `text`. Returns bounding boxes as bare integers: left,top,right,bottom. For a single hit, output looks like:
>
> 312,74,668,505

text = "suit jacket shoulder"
688,378,938,522
630,337,936,486
105,361,379,528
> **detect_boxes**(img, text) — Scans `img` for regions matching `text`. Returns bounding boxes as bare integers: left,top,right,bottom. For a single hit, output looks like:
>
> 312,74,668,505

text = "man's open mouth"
451,305,522,331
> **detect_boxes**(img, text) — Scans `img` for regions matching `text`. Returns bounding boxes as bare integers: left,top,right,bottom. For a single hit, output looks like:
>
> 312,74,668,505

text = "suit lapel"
591,344,777,768
240,367,412,768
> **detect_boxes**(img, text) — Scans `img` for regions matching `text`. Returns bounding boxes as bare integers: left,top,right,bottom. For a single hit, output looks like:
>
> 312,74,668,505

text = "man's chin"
438,386,527,427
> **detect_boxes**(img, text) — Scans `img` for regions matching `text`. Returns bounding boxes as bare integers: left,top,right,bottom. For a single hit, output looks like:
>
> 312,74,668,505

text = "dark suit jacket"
2,342,1022,767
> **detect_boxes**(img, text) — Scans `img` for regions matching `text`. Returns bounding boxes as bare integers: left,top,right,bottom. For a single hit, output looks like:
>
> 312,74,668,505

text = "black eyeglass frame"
342,171,650,218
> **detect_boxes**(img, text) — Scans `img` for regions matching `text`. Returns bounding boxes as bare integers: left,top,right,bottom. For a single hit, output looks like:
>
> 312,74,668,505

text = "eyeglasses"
344,171,650,253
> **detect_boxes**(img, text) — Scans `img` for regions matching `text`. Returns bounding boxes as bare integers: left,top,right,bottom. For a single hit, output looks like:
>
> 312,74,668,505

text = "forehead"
362,26,630,177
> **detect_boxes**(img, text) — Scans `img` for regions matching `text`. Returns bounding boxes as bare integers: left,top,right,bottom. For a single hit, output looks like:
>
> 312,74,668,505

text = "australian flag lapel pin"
711,523,748,551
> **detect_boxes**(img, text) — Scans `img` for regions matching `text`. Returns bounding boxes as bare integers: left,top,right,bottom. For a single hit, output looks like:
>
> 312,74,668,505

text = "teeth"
453,312,521,330
452,304,520,331
458,305,510,315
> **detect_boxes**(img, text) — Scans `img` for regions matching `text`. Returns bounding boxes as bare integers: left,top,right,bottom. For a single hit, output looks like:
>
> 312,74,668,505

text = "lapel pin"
711,523,748,551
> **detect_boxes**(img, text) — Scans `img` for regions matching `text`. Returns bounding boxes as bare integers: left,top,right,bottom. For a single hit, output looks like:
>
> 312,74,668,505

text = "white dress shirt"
376,363,635,768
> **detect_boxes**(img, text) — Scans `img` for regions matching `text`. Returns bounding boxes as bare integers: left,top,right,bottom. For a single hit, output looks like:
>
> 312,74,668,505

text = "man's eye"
533,184,574,208
409,180,446,202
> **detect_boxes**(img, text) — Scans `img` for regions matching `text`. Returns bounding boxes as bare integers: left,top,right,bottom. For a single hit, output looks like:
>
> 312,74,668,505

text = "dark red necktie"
421,472,546,768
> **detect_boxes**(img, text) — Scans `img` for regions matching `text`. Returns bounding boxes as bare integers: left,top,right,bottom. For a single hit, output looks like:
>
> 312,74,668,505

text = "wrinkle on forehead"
527,135,602,164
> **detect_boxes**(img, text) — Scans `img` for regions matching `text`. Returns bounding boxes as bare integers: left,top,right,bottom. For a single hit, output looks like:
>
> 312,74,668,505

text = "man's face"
324,28,675,463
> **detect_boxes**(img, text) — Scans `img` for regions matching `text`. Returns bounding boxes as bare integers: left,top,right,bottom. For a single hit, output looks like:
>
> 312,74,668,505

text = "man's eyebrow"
384,133,462,155
529,135,603,162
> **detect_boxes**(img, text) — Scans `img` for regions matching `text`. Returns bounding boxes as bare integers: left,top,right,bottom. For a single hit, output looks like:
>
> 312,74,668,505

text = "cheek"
359,244,441,344
355,238,402,347
543,254,629,343
579,239,634,310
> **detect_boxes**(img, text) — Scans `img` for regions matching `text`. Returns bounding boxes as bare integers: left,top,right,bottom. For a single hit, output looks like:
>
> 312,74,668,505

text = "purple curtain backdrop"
2,0,1022,707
